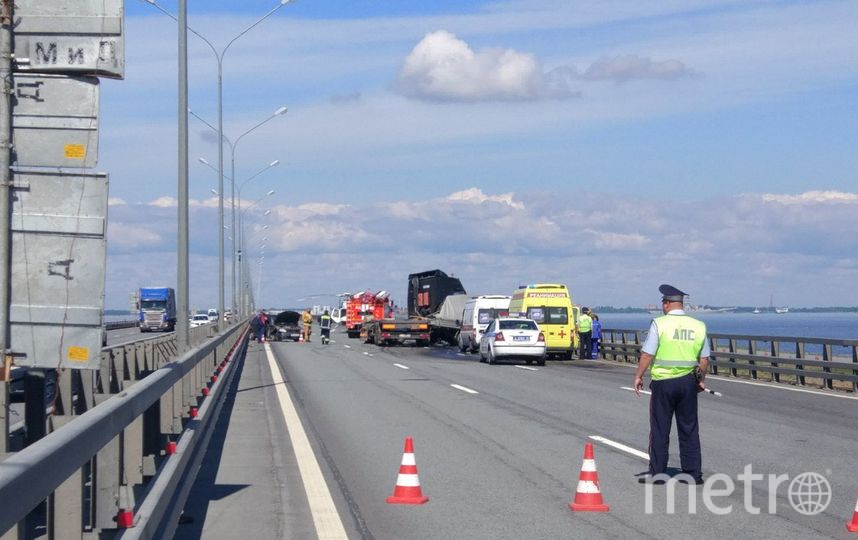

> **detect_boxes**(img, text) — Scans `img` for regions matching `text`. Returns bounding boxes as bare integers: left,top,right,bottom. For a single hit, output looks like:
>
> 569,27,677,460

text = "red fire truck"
345,290,392,338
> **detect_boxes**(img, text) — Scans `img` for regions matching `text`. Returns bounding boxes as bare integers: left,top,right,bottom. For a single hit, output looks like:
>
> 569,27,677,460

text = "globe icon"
788,472,832,516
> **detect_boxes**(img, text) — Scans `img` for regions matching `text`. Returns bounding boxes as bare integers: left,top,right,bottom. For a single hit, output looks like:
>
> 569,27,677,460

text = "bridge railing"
0,321,249,539
599,328,858,393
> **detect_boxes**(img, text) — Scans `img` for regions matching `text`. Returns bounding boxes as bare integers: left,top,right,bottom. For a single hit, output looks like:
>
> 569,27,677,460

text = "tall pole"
176,0,190,350
216,60,224,329
0,0,13,453
230,153,236,317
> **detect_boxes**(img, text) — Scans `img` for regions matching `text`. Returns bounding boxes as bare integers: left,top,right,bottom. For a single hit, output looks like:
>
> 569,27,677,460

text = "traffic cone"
569,443,609,512
847,494,858,532
386,437,429,504
299,333,304,343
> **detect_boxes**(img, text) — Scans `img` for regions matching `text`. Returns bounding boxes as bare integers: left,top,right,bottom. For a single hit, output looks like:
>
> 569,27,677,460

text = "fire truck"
345,290,392,338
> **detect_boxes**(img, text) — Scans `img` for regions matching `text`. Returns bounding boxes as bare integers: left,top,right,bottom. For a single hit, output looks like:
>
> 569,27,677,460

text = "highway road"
178,328,858,539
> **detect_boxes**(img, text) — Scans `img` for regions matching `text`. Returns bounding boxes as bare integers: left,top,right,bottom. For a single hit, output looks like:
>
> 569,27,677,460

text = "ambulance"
508,284,578,359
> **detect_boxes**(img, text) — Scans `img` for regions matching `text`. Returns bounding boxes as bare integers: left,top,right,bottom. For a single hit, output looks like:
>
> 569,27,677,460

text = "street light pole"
177,0,190,349
237,193,274,316
144,0,292,327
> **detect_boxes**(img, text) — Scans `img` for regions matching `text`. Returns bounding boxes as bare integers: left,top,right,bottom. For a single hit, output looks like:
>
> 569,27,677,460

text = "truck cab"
138,287,177,332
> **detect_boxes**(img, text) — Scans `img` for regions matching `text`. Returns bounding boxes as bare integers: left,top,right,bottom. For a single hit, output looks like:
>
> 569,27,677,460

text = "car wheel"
537,356,546,367
458,337,467,353
487,348,496,365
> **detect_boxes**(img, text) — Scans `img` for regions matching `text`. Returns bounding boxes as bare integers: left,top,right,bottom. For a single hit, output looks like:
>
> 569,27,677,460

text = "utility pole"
176,0,189,350
0,0,12,453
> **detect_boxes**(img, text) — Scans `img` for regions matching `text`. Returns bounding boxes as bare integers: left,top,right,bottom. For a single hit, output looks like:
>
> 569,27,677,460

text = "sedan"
479,317,546,366
190,314,210,328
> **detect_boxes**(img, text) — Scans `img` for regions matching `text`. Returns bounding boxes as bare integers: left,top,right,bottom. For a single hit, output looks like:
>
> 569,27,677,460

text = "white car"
479,317,546,366
207,309,219,322
190,313,210,328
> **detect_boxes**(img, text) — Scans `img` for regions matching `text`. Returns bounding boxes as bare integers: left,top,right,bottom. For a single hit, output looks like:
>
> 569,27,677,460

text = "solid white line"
589,435,649,461
393,363,410,370
263,344,348,540
515,365,539,372
706,375,858,401
620,386,651,395
451,383,479,395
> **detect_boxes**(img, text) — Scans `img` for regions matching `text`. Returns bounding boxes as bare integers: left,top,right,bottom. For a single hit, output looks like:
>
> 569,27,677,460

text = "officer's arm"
634,353,653,396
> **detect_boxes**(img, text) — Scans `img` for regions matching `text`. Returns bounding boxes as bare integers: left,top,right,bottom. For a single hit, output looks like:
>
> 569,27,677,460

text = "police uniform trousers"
579,331,592,360
648,372,701,480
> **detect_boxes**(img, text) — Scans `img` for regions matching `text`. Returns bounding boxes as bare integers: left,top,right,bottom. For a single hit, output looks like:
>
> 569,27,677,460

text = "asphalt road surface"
179,328,858,539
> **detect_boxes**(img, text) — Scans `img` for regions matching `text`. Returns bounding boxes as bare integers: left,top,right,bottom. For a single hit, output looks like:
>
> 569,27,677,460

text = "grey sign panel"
10,169,108,370
13,0,125,79
12,74,99,168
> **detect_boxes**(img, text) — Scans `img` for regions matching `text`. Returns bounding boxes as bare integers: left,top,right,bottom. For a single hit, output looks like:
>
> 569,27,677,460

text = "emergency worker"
576,307,593,359
320,310,332,344
634,284,709,485
301,309,313,342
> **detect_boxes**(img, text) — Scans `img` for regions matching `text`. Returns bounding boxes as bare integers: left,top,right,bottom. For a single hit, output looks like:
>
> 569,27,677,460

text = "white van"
458,295,511,353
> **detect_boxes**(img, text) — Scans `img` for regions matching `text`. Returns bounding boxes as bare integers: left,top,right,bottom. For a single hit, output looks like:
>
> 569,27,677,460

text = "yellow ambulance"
508,284,578,359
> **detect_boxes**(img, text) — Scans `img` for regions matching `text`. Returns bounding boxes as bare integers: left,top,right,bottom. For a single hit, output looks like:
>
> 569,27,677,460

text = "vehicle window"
499,320,537,330
141,300,166,309
546,307,568,324
526,307,545,323
485,321,495,333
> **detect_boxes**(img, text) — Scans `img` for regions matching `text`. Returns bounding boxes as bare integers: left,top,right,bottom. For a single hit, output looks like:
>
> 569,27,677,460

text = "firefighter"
301,309,313,342
320,310,332,345
634,284,710,485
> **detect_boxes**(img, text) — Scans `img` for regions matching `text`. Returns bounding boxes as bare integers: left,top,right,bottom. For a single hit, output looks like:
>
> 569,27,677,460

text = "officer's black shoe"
637,475,667,485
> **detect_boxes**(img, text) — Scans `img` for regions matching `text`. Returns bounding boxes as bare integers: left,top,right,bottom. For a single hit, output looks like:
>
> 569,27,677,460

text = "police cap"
659,284,688,302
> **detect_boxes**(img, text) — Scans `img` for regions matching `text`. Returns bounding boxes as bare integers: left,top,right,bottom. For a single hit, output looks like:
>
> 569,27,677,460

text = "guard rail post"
852,344,858,393
747,339,757,379
771,341,780,382
795,342,806,386
822,344,833,390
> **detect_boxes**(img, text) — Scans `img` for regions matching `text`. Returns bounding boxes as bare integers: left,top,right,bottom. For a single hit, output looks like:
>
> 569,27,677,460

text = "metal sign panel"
13,0,125,79
12,73,99,168
9,169,108,370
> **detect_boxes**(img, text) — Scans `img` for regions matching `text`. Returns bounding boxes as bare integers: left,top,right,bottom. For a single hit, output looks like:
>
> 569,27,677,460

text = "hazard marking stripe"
400,453,416,466
589,435,649,461
264,344,348,540
395,474,421,487
576,480,601,494
581,459,596,472
451,384,479,395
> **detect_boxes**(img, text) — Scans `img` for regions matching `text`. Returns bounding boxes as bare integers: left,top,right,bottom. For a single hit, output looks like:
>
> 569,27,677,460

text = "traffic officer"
634,284,710,484
576,307,593,359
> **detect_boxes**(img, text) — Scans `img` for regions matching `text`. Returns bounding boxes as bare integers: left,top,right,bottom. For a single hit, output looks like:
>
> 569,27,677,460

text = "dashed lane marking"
621,386,652,395
343,345,351,349
515,365,539,371
589,435,649,461
451,384,479,395
393,363,410,370
263,344,348,539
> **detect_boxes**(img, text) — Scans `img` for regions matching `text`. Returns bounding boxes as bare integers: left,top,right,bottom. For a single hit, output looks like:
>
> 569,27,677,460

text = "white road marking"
707,375,858,401
456,353,468,357
393,363,410,370
515,365,539,372
362,351,374,357
263,344,348,539
621,386,651,395
343,345,351,349
588,435,649,461
451,384,479,395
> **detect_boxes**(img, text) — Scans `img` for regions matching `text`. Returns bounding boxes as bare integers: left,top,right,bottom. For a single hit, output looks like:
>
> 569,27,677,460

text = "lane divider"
393,363,410,370
588,435,648,461
450,384,479,395
620,386,651,395
515,366,539,372
263,343,348,540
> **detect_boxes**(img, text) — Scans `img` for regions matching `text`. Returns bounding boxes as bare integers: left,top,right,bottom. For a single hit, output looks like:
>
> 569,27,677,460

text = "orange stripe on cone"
386,436,429,505
569,442,609,512
847,494,858,532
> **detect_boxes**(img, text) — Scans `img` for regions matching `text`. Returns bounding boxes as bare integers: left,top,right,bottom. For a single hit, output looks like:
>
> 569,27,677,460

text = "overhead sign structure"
12,73,99,168
9,169,108,370
12,0,125,80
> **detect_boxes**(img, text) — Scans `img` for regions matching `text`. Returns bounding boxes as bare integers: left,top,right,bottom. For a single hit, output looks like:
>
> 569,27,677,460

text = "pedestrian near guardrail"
590,313,602,359
634,284,710,485
577,307,593,359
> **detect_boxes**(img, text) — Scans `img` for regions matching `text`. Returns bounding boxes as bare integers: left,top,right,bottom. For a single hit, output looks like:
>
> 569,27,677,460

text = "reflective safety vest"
320,315,332,329
651,314,706,381
578,314,592,333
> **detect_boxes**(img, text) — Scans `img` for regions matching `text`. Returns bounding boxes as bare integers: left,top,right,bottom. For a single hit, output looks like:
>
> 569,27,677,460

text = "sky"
98,0,858,310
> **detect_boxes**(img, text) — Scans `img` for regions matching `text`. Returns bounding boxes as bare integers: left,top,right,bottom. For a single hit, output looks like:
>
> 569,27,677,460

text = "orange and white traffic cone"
386,437,429,505
569,442,609,512
847,494,858,532
299,333,304,343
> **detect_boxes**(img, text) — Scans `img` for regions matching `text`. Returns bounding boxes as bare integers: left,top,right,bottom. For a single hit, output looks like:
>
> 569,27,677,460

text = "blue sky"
102,0,858,310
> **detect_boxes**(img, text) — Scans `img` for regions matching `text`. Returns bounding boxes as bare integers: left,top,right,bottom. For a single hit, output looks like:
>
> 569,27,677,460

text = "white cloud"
761,190,858,204
108,197,127,206
148,196,177,208
395,30,577,102
579,54,697,83
447,188,524,209
108,223,162,247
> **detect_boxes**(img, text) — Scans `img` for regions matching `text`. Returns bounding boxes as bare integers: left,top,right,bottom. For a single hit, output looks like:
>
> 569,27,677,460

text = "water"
599,312,858,341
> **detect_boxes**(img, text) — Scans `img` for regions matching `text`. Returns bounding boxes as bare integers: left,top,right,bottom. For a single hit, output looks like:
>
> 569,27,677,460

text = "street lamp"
143,0,292,328
237,190,275,316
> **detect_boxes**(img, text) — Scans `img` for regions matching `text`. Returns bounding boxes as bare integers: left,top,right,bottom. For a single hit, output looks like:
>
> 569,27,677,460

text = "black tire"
416,340,429,347
537,356,546,367
458,337,467,353
487,349,496,365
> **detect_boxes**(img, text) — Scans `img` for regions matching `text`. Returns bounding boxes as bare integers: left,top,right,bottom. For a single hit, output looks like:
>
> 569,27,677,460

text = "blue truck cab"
138,287,177,332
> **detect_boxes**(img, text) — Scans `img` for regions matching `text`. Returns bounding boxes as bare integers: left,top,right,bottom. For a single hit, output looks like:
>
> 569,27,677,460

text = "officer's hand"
634,376,644,396
697,380,706,393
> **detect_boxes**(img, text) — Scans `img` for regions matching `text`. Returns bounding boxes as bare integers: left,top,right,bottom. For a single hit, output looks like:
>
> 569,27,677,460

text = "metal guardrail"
105,319,139,331
599,328,858,393
0,321,249,539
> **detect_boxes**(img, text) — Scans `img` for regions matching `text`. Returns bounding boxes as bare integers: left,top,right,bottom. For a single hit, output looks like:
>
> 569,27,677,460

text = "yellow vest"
651,314,706,381
578,314,592,332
